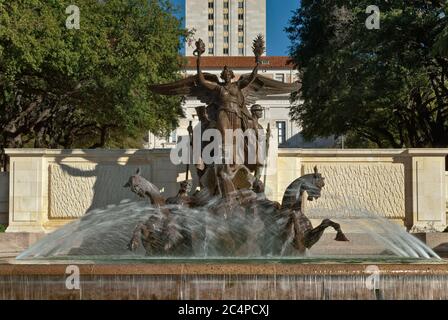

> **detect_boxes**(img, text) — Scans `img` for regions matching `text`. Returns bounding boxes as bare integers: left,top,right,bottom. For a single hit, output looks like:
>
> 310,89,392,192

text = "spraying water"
306,197,440,260
17,196,440,260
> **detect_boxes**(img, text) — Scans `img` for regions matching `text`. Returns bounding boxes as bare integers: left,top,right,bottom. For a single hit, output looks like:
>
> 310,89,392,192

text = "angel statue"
149,35,298,196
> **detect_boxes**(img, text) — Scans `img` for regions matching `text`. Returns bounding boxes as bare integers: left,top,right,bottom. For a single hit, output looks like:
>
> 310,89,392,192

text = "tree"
0,0,188,166
287,0,448,148
434,4,448,56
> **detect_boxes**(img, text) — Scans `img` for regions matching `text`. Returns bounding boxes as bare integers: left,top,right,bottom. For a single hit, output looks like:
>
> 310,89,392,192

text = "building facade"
185,0,266,57
145,0,336,149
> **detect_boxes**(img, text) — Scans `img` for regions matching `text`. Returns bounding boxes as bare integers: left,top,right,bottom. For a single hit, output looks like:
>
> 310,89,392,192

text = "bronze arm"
238,62,260,89
195,40,218,91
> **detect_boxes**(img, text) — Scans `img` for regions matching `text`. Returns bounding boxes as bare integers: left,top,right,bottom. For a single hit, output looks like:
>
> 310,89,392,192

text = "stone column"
410,150,448,232
6,150,48,233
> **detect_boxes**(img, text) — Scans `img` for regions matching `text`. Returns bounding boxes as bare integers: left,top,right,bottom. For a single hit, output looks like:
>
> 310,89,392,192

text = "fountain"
17,36,349,260
1,36,447,300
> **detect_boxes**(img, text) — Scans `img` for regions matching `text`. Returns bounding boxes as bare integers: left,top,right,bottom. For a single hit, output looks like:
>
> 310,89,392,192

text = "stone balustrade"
3,148,448,233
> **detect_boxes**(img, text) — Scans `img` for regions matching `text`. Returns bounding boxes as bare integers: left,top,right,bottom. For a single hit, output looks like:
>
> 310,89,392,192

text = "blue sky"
170,0,300,56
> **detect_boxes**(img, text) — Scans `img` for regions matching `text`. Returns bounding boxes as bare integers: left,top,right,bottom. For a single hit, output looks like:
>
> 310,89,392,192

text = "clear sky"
170,0,300,56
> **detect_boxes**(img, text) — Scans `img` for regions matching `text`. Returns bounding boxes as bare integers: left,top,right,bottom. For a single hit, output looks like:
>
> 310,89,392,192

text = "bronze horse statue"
124,167,348,257
124,36,347,257
278,166,349,255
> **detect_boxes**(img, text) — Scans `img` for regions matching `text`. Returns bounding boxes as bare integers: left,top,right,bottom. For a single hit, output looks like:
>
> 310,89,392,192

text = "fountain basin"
1,259,448,300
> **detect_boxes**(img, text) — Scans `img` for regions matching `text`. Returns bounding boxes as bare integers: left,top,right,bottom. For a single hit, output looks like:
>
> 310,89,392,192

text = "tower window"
224,36,229,43
224,13,229,20
208,13,214,20
209,48,214,55
277,121,286,145
239,48,244,55
238,1,244,9
238,36,244,43
238,13,244,20
208,25,214,31
208,1,214,8
224,48,229,55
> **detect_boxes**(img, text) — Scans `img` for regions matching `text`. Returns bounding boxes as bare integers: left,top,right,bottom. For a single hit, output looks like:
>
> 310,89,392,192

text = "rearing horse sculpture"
124,166,348,257
278,166,349,255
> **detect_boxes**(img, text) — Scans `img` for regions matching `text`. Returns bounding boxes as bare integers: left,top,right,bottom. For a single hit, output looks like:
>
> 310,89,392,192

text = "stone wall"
270,149,448,231
5,149,187,233
302,163,405,219
0,172,8,224
4,148,448,233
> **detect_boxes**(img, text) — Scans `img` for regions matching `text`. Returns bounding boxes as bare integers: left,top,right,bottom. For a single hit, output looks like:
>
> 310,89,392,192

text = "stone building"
145,0,336,149
185,0,266,57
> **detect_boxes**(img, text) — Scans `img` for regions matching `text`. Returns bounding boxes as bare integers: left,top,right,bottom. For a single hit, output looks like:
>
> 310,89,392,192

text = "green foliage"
287,0,448,147
0,0,188,150
0,224,5,233
433,4,448,56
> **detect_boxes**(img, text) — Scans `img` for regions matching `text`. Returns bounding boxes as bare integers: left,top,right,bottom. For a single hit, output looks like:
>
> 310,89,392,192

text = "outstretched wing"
149,73,221,105
240,74,300,105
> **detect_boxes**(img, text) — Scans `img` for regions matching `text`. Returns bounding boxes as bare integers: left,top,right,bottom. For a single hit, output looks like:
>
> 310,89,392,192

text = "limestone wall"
272,149,448,231
5,149,187,232
3,148,448,233
270,151,406,221
0,172,8,224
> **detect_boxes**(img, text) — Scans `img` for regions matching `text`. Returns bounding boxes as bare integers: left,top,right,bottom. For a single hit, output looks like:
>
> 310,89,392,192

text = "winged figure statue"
149,35,299,195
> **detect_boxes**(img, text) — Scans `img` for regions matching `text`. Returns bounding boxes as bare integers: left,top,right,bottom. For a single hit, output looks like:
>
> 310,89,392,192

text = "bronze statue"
125,166,348,257
126,35,348,257
250,104,264,128
166,180,193,207
149,35,298,192
250,104,265,179
194,106,215,181
123,168,165,208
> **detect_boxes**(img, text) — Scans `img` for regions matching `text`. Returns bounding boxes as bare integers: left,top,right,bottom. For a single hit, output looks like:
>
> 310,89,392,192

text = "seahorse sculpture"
124,166,348,257
278,166,349,255
124,169,191,255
